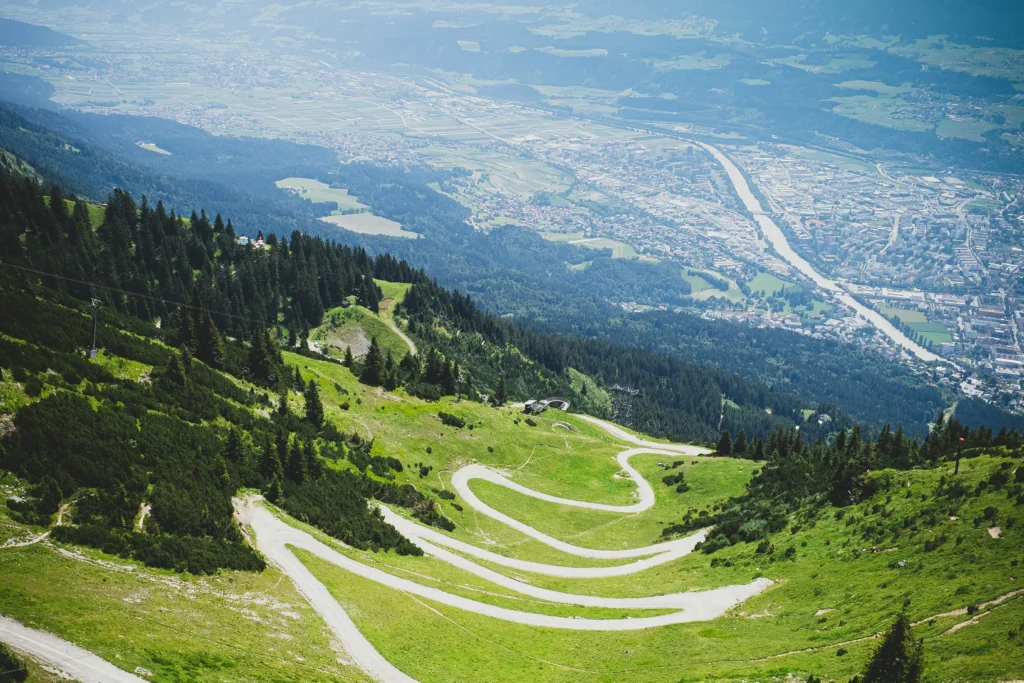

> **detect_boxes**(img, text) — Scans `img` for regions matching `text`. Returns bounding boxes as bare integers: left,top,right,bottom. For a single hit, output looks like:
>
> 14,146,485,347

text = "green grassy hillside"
4,326,1021,681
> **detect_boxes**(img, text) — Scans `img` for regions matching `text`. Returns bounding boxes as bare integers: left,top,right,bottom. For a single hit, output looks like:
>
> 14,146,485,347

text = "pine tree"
260,435,284,481
286,436,307,483
303,439,321,478
360,337,385,386
495,377,507,406
304,379,324,429
164,354,188,386
853,612,924,683
247,328,276,385
265,476,284,504
277,390,290,417
734,429,747,454
717,430,732,456
194,309,224,368
753,438,765,461
293,366,305,392
344,345,354,368
224,428,245,463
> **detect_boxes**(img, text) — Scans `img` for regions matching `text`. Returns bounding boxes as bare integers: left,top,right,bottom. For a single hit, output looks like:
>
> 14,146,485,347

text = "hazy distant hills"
0,17,80,47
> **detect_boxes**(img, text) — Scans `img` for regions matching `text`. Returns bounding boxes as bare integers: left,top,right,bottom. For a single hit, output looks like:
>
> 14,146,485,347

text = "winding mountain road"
238,414,770,682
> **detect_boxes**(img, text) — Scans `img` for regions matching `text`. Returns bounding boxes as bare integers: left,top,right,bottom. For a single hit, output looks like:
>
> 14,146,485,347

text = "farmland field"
321,213,419,239
276,177,370,213
541,232,640,259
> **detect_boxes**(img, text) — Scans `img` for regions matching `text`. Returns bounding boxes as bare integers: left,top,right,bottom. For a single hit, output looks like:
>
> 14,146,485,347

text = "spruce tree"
165,354,188,386
277,390,290,417
495,377,507,406
853,612,924,683
194,309,224,368
360,337,385,386
749,440,765,462
286,436,307,483
224,428,245,463
260,435,283,481
247,328,276,385
344,345,354,368
717,430,733,456
303,440,322,478
304,380,325,429
734,429,747,454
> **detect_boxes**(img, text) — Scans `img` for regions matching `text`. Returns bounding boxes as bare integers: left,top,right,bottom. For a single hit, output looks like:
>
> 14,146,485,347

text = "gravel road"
0,616,147,683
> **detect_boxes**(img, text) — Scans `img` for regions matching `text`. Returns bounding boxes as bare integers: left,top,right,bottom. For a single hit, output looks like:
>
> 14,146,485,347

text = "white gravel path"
380,506,708,578
0,616,147,683
243,500,769,631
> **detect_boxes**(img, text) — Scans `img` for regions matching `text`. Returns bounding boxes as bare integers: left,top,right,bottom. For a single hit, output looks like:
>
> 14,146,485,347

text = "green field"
879,307,953,345
748,272,796,296
276,177,370,213
321,213,420,239
541,232,640,259
682,268,745,302
936,118,996,143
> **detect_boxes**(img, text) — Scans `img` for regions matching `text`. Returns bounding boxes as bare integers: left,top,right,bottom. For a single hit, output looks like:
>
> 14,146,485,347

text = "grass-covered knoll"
311,304,410,360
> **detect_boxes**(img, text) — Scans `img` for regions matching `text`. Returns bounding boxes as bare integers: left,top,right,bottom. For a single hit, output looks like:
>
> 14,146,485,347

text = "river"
694,141,942,363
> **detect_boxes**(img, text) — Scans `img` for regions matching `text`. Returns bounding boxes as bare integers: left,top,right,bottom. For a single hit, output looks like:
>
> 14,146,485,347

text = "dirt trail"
0,617,147,683
750,587,1024,662
1,503,68,549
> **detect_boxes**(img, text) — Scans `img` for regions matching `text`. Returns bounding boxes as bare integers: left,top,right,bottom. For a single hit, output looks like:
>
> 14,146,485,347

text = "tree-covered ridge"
0,283,435,573
0,169,418,343
399,278,848,443
666,408,1024,557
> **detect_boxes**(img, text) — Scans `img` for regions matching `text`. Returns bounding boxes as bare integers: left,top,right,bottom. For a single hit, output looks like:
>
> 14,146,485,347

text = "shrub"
525,418,537,427
340,401,350,410
24,377,43,397
438,411,466,428
0,642,28,682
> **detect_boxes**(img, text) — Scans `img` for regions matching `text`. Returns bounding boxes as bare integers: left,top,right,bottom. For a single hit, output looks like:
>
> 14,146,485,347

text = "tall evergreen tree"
752,438,765,461
717,430,733,456
304,380,325,429
344,346,354,368
286,436,307,483
360,337,385,386
260,434,284,481
734,429,747,454
852,612,924,683
194,309,224,368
